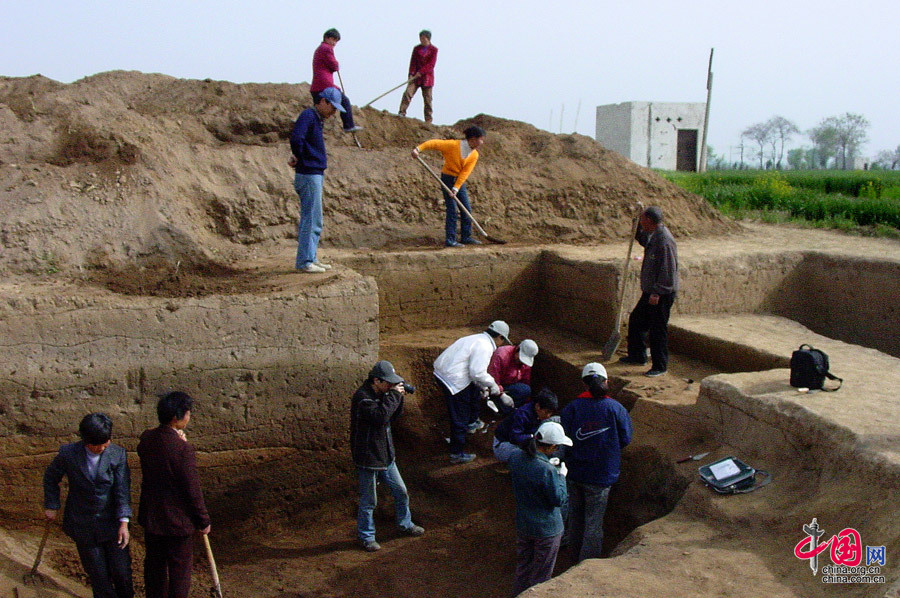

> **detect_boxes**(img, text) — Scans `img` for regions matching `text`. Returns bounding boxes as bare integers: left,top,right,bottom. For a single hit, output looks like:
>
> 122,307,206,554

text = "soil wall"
0,274,378,521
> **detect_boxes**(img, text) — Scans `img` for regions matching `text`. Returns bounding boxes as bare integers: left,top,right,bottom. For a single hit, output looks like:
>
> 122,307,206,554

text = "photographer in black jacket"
350,360,425,552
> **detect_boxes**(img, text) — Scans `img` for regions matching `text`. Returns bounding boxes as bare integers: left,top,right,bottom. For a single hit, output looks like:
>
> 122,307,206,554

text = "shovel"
363,76,416,108
23,519,52,584
601,205,643,361
676,452,710,464
415,154,506,244
202,535,224,598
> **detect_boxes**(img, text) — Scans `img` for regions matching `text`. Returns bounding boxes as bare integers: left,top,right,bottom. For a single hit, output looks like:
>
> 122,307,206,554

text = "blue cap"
319,87,346,113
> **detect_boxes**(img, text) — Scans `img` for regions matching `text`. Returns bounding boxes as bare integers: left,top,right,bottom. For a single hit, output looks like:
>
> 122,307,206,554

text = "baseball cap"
319,87,346,113
369,360,403,384
487,320,510,343
518,339,538,367
581,362,607,380
535,421,572,447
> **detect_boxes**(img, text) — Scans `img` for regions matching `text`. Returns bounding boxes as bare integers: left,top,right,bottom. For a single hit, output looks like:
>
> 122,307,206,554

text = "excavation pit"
2,226,900,597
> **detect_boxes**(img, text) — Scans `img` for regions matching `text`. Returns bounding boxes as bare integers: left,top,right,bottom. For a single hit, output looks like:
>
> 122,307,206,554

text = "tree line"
709,113,899,171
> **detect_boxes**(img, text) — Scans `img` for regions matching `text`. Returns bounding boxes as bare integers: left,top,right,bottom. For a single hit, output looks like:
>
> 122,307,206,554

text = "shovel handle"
415,154,489,238
29,519,52,574
202,535,223,598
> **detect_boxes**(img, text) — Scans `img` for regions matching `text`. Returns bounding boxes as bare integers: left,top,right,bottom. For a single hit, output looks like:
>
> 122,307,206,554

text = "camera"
402,382,416,394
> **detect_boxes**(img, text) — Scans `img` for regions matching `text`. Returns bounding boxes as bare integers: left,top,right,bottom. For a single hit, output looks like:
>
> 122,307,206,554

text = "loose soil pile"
0,71,732,278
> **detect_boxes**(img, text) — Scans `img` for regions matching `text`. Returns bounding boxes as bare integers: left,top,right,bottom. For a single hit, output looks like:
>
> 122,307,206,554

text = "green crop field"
661,170,900,236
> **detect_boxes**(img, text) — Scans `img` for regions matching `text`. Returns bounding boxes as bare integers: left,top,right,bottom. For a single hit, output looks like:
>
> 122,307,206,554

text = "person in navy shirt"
560,362,633,562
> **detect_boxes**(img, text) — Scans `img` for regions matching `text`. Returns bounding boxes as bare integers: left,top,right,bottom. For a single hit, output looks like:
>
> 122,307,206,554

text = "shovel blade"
601,332,621,362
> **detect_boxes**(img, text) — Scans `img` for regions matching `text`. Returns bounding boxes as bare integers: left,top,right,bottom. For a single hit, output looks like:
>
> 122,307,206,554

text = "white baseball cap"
518,339,538,366
487,320,510,343
582,362,607,380
535,421,572,446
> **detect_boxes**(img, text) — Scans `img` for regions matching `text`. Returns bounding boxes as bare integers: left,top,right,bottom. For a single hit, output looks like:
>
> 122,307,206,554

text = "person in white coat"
433,320,510,463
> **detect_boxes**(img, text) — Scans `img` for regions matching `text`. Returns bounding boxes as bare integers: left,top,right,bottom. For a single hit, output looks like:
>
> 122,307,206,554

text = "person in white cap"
559,363,633,562
487,339,539,414
350,360,424,552
507,420,571,595
433,321,510,464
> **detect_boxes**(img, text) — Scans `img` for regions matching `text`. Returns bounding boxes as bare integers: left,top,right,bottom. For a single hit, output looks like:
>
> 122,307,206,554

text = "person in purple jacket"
560,362,633,562
310,28,360,133
398,30,438,123
492,389,558,462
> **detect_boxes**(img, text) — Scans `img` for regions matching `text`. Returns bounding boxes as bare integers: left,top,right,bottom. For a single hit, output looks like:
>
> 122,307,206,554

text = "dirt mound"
0,71,734,275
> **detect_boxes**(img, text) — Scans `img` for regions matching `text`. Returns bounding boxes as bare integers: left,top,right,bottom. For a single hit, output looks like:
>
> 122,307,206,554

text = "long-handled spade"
23,519,52,584
363,76,415,109
601,204,644,361
335,71,362,149
202,535,224,598
415,154,506,244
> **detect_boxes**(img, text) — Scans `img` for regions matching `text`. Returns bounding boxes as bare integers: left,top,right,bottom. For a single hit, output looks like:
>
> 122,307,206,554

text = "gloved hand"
480,387,490,400
498,393,514,409
549,457,567,477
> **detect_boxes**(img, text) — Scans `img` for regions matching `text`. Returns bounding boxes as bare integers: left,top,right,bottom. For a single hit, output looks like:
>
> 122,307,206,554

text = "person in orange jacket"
412,125,486,247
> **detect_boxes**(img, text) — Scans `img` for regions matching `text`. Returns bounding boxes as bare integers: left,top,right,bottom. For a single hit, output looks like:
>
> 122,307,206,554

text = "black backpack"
790,344,842,392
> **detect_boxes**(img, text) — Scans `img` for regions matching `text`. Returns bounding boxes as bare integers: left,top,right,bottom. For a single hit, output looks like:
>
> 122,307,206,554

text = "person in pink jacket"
398,30,438,123
488,339,539,413
310,28,361,133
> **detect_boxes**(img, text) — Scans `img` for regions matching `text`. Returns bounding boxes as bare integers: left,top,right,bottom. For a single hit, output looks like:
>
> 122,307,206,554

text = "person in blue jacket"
492,388,558,462
560,362,633,562
507,421,571,595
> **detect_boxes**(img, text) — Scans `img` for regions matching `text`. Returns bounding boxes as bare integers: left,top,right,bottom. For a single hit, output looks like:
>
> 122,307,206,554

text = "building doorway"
676,129,698,171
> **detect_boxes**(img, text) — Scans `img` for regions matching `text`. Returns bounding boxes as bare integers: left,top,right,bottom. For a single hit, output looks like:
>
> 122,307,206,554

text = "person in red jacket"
398,30,438,123
487,339,539,413
137,392,210,598
310,28,361,133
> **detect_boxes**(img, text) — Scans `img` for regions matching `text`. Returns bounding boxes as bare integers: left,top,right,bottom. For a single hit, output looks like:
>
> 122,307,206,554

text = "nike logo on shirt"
575,427,609,440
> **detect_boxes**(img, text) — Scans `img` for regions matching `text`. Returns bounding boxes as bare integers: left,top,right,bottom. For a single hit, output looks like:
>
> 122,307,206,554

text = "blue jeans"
566,481,610,562
440,173,473,244
436,377,481,455
294,173,324,269
357,462,413,542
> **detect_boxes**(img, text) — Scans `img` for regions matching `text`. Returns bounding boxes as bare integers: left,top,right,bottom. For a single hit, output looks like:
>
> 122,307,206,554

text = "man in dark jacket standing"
398,30,438,123
137,391,210,598
290,86,345,273
44,413,134,598
350,360,424,552
560,363,632,562
621,205,679,376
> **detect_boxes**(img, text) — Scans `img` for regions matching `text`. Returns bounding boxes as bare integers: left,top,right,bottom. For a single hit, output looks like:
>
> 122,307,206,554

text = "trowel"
676,452,710,464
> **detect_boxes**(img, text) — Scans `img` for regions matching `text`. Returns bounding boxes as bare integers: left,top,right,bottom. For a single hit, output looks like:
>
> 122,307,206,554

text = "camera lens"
402,383,415,394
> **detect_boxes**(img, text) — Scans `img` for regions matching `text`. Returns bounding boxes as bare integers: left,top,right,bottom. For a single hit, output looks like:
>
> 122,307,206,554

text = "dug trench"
2,226,900,598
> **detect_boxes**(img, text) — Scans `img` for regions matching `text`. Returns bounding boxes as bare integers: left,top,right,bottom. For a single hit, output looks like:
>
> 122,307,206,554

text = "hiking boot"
645,369,667,377
313,261,332,270
343,125,363,133
618,356,646,365
445,240,461,248
361,539,381,552
467,419,485,433
401,524,425,537
297,263,327,273
450,452,476,464
460,238,482,245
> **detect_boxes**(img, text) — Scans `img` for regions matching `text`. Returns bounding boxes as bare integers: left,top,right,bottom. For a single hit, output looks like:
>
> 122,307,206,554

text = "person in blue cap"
289,87,344,273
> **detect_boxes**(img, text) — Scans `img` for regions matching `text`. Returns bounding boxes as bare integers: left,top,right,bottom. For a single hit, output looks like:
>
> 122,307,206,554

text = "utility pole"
559,104,565,134
549,109,553,132
573,100,581,134
699,48,714,172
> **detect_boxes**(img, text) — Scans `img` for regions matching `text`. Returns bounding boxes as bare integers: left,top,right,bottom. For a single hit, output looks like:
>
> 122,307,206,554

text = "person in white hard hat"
559,363,633,562
487,339,539,414
507,420,571,595
433,321,510,464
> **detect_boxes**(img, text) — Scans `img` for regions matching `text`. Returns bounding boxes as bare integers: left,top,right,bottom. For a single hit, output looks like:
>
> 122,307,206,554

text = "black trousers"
626,292,675,371
74,539,134,598
144,533,194,598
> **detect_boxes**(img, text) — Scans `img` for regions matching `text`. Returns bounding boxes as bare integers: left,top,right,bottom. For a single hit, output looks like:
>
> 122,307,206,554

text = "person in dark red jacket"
398,30,438,123
137,392,210,598
310,28,360,132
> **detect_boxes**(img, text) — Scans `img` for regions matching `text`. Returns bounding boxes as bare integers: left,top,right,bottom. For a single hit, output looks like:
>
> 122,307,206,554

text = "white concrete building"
595,101,706,171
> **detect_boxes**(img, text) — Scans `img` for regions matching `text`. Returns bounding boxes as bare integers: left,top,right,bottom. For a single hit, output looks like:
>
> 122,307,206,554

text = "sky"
3,0,899,162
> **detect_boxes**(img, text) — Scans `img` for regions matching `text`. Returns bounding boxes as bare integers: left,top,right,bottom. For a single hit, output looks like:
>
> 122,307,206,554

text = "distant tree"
819,113,870,169
873,145,900,170
742,122,774,169
766,116,800,169
786,147,807,170
706,145,728,170
807,122,839,168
